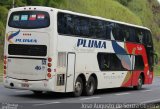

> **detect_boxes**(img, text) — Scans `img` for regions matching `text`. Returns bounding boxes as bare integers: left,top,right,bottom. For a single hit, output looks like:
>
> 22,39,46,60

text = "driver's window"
146,31,153,46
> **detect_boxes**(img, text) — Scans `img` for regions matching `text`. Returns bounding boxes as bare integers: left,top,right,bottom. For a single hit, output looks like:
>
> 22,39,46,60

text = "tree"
0,21,5,45
25,0,63,7
46,0,63,7
0,6,8,25
26,0,32,5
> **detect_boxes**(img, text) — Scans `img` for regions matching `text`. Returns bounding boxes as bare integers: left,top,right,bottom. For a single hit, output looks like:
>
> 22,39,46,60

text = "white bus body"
3,6,154,96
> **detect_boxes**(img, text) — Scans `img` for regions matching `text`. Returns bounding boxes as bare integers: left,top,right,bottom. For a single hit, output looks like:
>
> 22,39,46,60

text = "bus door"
65,53,76,92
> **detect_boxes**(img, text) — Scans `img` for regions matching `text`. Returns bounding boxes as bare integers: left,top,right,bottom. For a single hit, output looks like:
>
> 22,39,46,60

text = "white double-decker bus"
4,6,156,96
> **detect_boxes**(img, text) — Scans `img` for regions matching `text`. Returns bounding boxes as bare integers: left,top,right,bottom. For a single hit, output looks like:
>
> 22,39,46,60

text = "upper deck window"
8,11,50,29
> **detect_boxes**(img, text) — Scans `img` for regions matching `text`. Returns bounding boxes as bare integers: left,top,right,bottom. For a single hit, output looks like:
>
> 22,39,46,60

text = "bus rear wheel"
134,75,143,90
73,77,83,97
84,76,96,96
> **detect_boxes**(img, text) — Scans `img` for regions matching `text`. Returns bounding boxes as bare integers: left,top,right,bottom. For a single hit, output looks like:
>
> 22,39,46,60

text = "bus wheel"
73,77,83,97
32,91,43,95
134,75,143,90
84,76,96,96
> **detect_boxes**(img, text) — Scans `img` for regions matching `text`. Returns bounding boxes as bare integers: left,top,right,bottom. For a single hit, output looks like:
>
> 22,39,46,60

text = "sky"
158,0,160,3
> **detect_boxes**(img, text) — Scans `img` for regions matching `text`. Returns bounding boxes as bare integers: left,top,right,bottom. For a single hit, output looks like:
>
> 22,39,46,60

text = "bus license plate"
21,83,29,87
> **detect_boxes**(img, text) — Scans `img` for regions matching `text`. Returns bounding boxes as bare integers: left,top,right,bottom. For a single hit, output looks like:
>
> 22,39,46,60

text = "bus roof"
10,6,150,31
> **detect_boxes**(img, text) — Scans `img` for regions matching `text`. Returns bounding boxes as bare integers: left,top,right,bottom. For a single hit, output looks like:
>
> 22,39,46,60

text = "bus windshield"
8,11,50,29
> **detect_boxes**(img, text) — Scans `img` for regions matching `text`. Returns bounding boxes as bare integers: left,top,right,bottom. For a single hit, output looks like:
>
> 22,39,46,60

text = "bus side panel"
128,71,153,86
121,71,132,87
131,71,141,86
125,42,152,85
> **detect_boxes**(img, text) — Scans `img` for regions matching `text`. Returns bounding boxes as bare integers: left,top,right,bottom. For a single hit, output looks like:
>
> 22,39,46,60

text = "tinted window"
122,26,135,42
134,55,144,70
89,19,109,39
58,12,111,39
58,13,75,35
58,12,153,45
8,11,50,29
74,16,90,37
8,44,47,56
143,30,154,71
112,24,125,41
145,31,153,46
135,29,144,43
97,53,132,71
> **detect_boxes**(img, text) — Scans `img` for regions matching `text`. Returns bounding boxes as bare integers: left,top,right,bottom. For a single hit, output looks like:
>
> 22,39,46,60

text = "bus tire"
84,76,96,96
73,77,83,97
133,75,143,90
32,91,43,95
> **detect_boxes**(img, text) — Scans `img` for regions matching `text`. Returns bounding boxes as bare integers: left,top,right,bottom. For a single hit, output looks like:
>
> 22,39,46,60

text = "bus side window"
80,17,90,37
74,16,90,37
136,29,144,43
142,30,148,45
97,53,128,71
58,13,66,34
125,26,136,43
58,13,75,35
66,15,75,35
134,55,144,70
118,25,125,42
105,22,112,40
122,26,130,42
74,16,81,36
97,53,111,71
90,19,99,38
146,31,153,46
96,20,107,39
111,23,118,41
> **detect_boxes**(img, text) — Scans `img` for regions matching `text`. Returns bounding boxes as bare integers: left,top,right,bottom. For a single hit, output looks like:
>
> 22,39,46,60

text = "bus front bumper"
3,77,55,91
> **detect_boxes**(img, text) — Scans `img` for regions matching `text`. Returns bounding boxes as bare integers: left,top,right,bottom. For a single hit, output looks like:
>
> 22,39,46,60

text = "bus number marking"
35,66,41,70
42,60,46,65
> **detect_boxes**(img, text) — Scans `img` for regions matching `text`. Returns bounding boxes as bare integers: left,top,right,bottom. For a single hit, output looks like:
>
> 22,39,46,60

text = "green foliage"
45,0,63,7
127,0,157,33
59,0,142,25
0,0,26,8
29,0,45,6
0,6,7,45
154,65,160,76
14,0,26,7
0,6,8,25
0,59,3,77
0,22,5,44
116,0,132,6
25,0,63,7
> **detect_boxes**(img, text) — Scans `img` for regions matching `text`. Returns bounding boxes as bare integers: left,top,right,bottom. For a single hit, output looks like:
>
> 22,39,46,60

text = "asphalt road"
0,77,160,109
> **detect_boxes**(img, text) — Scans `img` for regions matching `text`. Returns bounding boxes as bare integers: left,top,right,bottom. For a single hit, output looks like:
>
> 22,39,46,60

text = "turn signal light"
4,55,7,77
